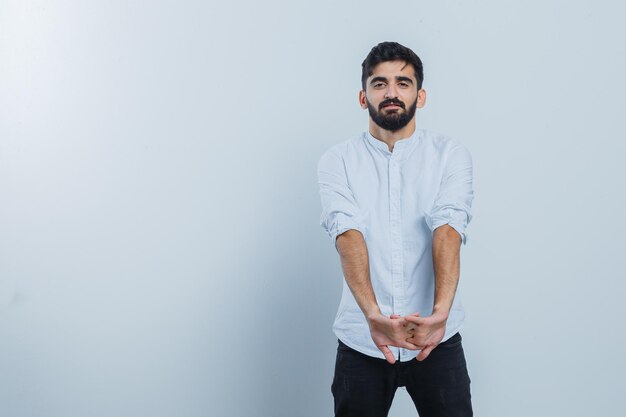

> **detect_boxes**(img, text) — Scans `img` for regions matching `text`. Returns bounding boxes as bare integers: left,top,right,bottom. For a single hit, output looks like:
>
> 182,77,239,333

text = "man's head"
361,42,424,91
359,42,426,133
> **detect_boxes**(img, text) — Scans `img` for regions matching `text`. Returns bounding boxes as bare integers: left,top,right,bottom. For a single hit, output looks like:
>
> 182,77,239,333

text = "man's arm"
432,223,462,318
336,229,418,364
405,141,473,361
405,224,462,361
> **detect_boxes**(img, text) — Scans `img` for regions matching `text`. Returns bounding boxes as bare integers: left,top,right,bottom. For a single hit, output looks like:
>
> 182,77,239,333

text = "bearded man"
317,41,475,417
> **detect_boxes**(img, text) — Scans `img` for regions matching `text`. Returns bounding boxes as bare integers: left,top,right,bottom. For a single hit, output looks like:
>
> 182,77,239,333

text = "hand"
367,312,419,364
404,311,448,361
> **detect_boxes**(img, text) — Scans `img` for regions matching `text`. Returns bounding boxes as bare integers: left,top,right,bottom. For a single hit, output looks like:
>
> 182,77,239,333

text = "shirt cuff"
424,208,470,245
324,213,367,243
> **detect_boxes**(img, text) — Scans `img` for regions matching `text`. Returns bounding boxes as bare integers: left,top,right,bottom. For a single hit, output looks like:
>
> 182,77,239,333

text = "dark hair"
361,42,424,90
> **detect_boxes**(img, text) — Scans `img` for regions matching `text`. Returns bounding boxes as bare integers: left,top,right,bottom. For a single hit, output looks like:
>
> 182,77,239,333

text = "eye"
373,82,386,89
398,82,409,88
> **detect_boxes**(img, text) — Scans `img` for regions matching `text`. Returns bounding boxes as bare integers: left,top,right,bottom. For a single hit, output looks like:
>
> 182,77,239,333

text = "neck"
368,119,416,152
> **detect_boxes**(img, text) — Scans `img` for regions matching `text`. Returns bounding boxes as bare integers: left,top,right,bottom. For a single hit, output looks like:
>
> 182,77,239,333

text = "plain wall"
1,1,625,416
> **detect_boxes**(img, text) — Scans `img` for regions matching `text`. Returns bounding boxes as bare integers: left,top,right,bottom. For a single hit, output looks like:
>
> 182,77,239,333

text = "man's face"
359,60,425,132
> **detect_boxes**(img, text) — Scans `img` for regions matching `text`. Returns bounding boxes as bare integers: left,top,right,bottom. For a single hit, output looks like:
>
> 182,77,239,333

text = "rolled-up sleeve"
317,148,367,243
425,143,474,244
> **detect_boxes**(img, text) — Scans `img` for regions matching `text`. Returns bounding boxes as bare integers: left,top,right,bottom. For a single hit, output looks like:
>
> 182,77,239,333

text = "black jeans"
331,333,472,417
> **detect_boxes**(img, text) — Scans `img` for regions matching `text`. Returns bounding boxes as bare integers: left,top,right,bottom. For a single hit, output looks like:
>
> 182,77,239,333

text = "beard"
367,97,418,132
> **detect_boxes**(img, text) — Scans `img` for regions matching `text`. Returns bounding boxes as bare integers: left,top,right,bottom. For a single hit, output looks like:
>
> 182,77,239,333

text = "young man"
317,42,474,417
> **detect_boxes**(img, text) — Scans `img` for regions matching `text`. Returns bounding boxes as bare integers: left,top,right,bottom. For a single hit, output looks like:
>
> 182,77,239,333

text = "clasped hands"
367,311,448,364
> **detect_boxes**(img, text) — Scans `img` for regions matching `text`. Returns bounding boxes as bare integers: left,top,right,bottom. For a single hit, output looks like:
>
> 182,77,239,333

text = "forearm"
431,224,462,318
335,229,380,319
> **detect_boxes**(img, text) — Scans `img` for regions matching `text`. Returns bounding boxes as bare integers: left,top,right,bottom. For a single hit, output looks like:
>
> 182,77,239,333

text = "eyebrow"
369,76,388,85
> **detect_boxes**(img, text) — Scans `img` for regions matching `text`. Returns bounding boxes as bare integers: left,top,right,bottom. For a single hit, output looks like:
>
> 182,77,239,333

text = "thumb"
379,345,396,364
415,345,435,362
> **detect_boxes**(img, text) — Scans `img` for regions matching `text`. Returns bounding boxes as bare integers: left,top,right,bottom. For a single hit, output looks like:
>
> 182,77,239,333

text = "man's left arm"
404,142,474,361
404,225,461,360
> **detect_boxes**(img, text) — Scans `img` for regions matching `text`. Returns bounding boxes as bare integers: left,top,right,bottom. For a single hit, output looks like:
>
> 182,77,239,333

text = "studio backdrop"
1,1,625,416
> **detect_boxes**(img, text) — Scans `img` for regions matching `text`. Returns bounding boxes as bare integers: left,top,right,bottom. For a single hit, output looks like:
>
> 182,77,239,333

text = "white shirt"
317,129,474,362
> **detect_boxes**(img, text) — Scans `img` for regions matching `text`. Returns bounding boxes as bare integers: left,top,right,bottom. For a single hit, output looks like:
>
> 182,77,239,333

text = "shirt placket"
389,156,405,358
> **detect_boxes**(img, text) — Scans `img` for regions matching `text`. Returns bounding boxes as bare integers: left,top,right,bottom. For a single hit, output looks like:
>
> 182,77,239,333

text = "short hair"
361,41,424,90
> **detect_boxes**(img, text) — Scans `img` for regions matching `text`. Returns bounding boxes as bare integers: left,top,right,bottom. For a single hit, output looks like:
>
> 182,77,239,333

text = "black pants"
332,333,472,417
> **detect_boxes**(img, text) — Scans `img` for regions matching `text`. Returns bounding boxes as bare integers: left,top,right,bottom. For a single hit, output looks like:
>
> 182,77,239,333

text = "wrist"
364,306,382,322
431,305,450,321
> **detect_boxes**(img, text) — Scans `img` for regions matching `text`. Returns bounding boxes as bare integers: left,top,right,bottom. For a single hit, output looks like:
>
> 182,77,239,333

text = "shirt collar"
365,129,420,158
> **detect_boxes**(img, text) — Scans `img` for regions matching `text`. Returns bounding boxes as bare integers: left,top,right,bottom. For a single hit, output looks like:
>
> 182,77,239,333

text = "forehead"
367,60,416,81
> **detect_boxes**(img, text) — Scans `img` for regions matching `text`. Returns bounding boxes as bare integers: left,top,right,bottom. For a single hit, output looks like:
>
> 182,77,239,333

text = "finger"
398,340,420,350
395,317,408,327
415,345,435,362
406,341,423,350
390,314,401,319
405,336,423,350
391,317,411,331
404,315,426,325
406,332,427,346
379,345,396,364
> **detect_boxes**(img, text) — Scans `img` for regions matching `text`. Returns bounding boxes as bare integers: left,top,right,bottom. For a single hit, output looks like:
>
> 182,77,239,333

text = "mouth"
380,100,405,110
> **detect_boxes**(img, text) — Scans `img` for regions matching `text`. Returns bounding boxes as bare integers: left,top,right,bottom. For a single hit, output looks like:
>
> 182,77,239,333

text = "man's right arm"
335,229,418,364
318,147,416,363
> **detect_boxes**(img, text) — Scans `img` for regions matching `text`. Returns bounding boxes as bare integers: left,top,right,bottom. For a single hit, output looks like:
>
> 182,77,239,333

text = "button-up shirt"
317,129,474,361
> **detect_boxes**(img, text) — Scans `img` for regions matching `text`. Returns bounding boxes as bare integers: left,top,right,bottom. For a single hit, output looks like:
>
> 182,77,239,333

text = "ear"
416,89,427,109
359,90,368,109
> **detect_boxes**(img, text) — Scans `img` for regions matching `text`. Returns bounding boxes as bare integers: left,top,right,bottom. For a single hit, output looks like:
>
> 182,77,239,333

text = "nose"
384,83,398,99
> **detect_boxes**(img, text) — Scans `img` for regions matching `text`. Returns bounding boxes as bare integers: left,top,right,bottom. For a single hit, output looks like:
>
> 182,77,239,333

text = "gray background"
1,0,625,416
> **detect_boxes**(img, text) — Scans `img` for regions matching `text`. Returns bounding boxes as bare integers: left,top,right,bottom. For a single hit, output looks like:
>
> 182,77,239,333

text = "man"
317,42,474,417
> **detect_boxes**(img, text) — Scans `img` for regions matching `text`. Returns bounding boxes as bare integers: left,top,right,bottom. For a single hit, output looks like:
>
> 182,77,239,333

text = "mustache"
379,99,405,110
